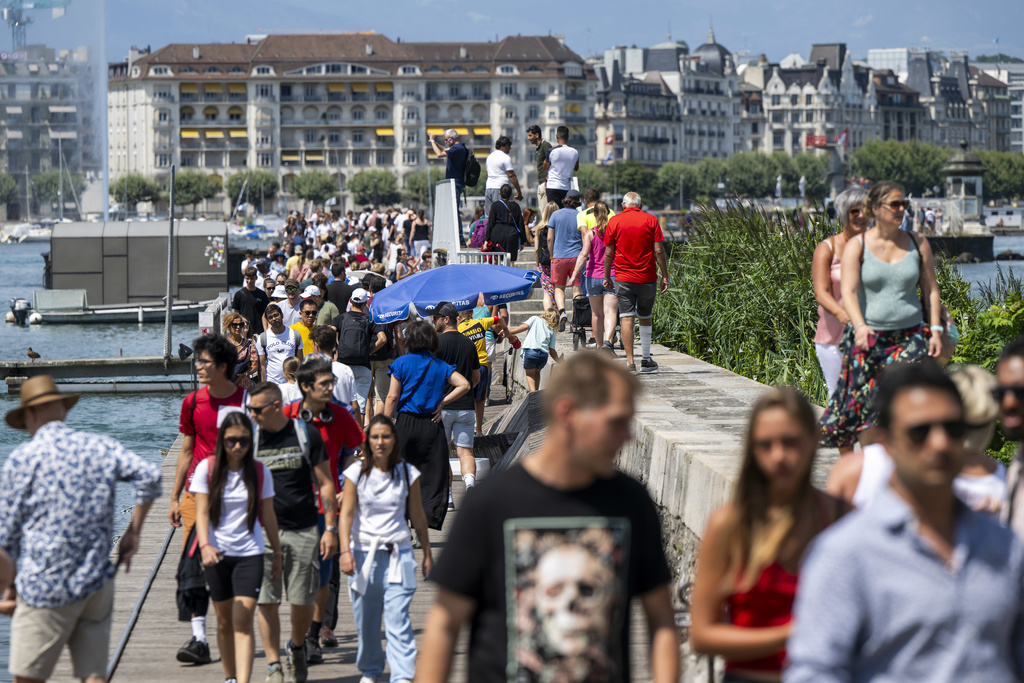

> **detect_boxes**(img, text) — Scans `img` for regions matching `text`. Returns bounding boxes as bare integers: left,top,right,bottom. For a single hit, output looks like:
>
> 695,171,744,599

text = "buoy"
4,312,13,323
138,306,144,323
28,312,42,324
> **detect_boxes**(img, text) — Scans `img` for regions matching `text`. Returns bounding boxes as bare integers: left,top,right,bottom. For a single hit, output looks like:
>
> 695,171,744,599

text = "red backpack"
188,456,266,558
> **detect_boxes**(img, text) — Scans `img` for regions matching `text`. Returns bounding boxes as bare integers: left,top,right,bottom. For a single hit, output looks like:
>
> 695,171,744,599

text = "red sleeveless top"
724,562,798,672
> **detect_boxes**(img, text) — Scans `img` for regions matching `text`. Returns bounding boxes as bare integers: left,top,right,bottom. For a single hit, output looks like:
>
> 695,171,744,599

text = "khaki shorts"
179,490,196,551
371,359,392,403
259,525,319,606
10,579,114,680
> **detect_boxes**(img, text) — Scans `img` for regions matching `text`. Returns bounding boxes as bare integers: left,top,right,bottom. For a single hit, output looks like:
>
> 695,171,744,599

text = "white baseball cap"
301,285,321,299
350,288,369,304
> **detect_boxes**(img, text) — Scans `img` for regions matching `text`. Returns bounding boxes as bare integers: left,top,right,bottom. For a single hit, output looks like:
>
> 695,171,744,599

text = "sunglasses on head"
224,437,251,449
991,386,1024,403
904,419,964,447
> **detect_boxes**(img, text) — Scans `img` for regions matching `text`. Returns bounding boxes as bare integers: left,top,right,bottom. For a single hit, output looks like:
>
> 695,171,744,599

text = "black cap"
433,301,459,320
566,189,582,200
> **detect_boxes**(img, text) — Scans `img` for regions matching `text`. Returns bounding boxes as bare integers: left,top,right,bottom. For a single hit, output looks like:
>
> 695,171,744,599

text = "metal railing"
457,251,510,266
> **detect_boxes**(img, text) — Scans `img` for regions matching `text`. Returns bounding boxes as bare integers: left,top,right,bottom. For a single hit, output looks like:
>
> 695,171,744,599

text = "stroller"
570,295,592,350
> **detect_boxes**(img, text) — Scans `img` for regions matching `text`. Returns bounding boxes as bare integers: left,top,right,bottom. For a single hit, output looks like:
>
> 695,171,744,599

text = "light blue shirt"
0,421,162,608
786,487,1024,683
522,316,555,353
551,207,583,260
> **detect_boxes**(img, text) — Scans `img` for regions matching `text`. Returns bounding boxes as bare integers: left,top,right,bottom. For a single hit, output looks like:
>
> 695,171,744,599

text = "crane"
1,0,69,51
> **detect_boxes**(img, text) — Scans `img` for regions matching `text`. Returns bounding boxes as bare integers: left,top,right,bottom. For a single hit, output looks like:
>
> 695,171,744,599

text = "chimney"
192,46,200,60
365,43,373,56
759,53,767,65
459,45,467,59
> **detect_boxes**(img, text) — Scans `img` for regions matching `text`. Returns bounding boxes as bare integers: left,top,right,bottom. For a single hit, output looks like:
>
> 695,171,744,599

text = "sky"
6,0,1023,66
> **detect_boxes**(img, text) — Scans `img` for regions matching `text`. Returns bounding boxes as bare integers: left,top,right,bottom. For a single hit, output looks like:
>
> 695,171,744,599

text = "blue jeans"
348,547,418,680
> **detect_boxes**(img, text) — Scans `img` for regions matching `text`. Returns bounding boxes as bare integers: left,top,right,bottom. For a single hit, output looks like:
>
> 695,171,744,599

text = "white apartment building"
107,33,596,213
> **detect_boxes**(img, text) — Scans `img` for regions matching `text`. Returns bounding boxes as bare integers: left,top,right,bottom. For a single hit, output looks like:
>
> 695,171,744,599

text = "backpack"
369,321,397,362
258,329,302,358
535,225,551,268
337,312,373,366
469,218,488,249
188,452,270,557
464,150,481,188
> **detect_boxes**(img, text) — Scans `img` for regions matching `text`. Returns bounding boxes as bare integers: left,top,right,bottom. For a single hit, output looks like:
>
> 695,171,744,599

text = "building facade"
594,64,681,166
107,33,597,213
872,69,925,142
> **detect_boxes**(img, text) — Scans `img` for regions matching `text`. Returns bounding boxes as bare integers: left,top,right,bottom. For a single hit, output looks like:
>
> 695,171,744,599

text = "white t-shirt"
332,361,357,405
279,299,302,328
485,150,514,190
343,461,421,549
277,381,302,405
189,459,275,557
387,243,402,272
257,328,301,384
545,145,579,190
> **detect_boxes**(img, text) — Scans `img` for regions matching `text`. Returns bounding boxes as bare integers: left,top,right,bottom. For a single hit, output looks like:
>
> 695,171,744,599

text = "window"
400,66,419,75
498,65,516,74
771,94,781,106
257,84,273,99
805,110,814,122
528,105,539,119
375,108,389,121
305,130,317,143
258,152,273,166
228,109,241,122
790,94,798,106
328,110,341,122
205,109,217,122
771,111,783,123
328,131,340,143
155,153,169,166
405,131,417,143
304,85,318,99
181,155,196,167
773,132,784,148
352,109,364,121
505,108,516,121
473,84,487,98
403,151,418,164
502,83,516,96
353,152,365,164
527,86,540,98
352,130,364,143
152,66,170,76
449,84,460,97
805,94,812,105
205,67,221,74
750,122,759,134
404,109,418,121
158,110,169,122
255,66,272,75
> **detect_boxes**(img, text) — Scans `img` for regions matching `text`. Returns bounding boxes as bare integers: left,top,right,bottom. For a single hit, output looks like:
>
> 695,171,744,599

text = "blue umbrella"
369,264,540,323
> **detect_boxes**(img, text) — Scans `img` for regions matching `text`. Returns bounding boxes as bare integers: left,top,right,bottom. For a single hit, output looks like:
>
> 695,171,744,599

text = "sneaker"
176,636,212,664
602,341,616,357
558,310,567,332
627,363,637,374
358,677,379,683
304,635,323,665
319,626,338,648
640,358,659,373
586,337,598,348
265,663,284,683
286,640,308,683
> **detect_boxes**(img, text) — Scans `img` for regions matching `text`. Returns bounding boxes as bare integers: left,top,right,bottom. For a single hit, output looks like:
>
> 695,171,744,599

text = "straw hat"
5,375,79,430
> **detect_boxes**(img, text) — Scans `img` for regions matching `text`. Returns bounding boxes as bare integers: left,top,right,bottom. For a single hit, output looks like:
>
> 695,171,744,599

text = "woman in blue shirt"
384,320,470,530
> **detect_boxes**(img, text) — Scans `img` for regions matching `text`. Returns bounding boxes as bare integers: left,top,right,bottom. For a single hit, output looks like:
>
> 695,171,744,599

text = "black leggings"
397,412,450,530
204,554,264,602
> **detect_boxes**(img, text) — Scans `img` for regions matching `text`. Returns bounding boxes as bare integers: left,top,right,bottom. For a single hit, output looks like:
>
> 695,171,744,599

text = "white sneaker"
358,677,378,683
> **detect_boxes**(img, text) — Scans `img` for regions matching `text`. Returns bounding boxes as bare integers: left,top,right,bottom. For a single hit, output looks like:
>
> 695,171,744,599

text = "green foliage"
0,171,18,205
110,173,162,208
402,167,445,206
977,151,1024,201
613,160,660,205
32,169,86,204
290,170,339,205
792,152,829,199
575,163,609,196
975,54,1024,64
725,152,777,198
169,170,221,218
656,162,699,208
347,170,400,207
852,140,952,197
693,158,729,197
225,169,279,210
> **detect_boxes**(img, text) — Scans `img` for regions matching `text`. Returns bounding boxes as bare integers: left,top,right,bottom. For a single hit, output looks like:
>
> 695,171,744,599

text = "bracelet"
340,550,352,556
855,323,867,330
200,543,209,549
930,325,944,333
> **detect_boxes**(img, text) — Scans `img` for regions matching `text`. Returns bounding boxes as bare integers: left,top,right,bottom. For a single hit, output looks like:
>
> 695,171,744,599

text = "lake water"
0,234,1023,677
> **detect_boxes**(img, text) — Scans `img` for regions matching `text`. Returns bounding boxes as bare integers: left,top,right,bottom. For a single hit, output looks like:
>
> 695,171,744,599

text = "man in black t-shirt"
330,288,387,420
419,352,680,683
433,302,482,493
233,266,270,334
325,261,354,313
247,382,336,683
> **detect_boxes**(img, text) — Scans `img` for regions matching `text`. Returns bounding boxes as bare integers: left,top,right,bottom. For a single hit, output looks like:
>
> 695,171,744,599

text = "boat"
0,223,52,243
22,289,209,325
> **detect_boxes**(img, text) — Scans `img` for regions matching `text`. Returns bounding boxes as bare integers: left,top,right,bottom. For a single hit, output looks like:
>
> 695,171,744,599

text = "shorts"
179,490,196,551
370,359,391,403
442,409,475,448
349,365,373,414
317,514,335,588
523,348,549,370
204,554,264,602
584,275,614,297
259,525,320,606
10,579,114,680
546,187,569,206
484,337,496,367
615,280,657,319
550,258,581,287
475,364,491,402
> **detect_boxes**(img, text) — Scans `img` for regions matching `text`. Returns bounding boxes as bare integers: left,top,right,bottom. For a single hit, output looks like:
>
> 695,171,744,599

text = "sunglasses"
302,310,316,316
246,402,276,415
230,322,246,328
883,199,910,211
225,437,251,449
285,287,299,293
992,386,1024,403
904,419,965,447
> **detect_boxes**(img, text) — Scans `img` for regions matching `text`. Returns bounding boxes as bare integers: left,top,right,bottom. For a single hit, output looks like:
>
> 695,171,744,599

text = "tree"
726,152,777,198
575,164,609,197
656,162,699,208
32,169,86,206
347,170,400,207
852,140,952,197
289,170,338,206
612,160,659,205
225,169,279,211
171,170,221,218
110,173,162,215
693,158,729,198
978,151,1024,201
792,153,829,200
402,167,445,206
0,172,18,207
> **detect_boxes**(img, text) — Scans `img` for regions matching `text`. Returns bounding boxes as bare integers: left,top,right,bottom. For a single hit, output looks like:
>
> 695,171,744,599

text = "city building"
1,44,98,220
872,69,925,142
594,60,682,166
970,66,1011,152
107,32,597,214
973,62,1024,155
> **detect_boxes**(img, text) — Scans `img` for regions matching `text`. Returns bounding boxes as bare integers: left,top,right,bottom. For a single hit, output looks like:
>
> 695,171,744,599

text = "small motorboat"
0,223,52,243
24,289,209,324
6,297,31,325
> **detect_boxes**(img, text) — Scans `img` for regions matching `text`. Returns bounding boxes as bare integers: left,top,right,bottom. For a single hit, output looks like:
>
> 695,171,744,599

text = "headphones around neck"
299,406,333,424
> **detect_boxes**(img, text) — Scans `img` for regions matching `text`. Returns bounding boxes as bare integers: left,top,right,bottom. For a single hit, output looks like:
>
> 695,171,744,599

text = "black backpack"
464,150,481,188
337,312,372,366
535,225,551,268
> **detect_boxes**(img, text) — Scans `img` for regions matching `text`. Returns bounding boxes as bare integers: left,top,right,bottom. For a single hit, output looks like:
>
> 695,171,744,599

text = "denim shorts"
474,364,491,401
523,348,549,370
584,275,614,297
442,409,475,448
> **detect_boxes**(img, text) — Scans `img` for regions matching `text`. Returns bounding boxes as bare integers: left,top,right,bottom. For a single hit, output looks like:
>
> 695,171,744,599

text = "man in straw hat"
0,376,162,682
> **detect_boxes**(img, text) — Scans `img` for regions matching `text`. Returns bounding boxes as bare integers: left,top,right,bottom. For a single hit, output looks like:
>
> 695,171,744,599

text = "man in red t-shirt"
171,333,247,665
602,192,670,373
283,356,364,661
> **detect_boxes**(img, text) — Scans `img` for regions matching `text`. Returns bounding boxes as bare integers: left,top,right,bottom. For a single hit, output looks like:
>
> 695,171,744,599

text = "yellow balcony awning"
569,103,581,113
564,103,571,112
180,83,198,93
203,106,218,115
229,129,248,138
206,130,224,138
426,127,444,135
567,80,584,87
571,125,585,134
181,129,200,138
227,106,244,116
204,83,222,92
327,83,346,92
282,153,300,161
376,127,394,136
306,152,324,160
374,82,393,91
473,126,491,136
474,148,490,156
228,83,246,93
453,127,469,136
351,83,369,92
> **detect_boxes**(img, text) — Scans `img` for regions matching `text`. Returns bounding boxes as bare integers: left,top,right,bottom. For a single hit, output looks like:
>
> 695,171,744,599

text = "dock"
0,356,191,386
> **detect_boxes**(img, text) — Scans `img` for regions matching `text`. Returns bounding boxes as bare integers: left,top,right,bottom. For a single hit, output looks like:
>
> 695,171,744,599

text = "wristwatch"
324,525,338,534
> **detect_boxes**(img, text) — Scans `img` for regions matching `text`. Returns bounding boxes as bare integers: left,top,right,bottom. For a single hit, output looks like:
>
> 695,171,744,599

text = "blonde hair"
282,357,300,383
593,201,610,238
541,308,560,330
951,365,998,452
221,311,245,333
539,201,559,229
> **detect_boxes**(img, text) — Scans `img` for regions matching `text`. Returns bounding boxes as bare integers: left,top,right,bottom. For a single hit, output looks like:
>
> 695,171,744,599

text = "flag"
798,175,806,198
325,196,338,207
834,128,849,150
775,175,782,199
993,37,999,44
604,134,615,145
601,150,614,164
236,202,247,212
